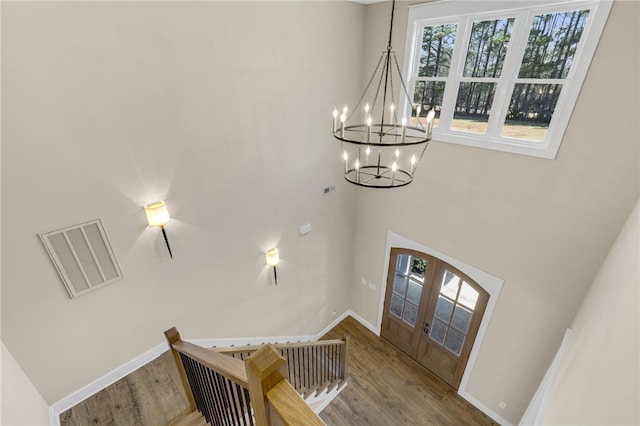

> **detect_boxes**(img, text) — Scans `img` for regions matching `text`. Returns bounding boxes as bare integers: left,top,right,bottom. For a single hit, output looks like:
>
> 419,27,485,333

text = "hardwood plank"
319,316,499,426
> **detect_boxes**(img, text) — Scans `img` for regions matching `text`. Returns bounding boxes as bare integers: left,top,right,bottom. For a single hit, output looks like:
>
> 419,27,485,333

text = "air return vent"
39,219,122,298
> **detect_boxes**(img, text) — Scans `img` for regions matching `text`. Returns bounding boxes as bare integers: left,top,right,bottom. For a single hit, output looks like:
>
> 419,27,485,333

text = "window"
403,0,613,158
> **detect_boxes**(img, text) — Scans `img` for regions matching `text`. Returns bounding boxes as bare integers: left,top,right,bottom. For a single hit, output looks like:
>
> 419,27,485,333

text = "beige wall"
1,1,363,404
350,1,639,424
1,342,50,425
2,1,638,423
542,198,639,425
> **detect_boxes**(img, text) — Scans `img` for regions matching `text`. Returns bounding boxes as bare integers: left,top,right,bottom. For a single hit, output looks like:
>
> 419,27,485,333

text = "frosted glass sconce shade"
144,200,173,259
266,248,279,285
144,201,170,227
265,248,279,266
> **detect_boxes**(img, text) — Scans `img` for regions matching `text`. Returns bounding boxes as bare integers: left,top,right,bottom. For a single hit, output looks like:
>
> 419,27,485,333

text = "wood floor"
60,351,189,426
319,316,499,426
61,316,499,425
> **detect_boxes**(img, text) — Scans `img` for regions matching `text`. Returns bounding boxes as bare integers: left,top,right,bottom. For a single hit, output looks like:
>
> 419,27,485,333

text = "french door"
381,248,488,389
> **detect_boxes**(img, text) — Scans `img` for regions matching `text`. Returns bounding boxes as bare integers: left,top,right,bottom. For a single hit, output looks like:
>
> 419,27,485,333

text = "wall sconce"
144,200,173,259
265,247,279,285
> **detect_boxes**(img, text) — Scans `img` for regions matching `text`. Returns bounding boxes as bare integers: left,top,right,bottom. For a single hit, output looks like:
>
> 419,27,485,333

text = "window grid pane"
502,83,562,141
519,10,590,79
463,18,514,78
430,270,481,355
391,254,428,328
418,24,458,77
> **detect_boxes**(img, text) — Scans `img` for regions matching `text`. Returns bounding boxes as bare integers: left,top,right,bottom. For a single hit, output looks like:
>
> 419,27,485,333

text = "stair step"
167,410,209,426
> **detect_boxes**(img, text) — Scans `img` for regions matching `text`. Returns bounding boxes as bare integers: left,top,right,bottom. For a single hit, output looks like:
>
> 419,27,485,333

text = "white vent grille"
39,219,123,298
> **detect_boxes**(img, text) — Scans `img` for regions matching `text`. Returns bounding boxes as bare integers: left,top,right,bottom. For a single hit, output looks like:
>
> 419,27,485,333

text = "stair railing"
165,328,347,426
165,327,254,425
213,337,350,398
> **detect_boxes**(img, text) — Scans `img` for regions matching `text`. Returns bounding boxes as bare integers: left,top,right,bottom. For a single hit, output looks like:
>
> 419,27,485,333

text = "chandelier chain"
393,52,423,129
347,53,385,122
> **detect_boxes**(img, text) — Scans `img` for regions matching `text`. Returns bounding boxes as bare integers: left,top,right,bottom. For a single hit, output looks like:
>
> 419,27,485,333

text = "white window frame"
403,0,613,159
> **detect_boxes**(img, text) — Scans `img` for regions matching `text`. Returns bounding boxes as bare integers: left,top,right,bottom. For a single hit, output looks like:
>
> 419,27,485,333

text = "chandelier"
332,0,434,189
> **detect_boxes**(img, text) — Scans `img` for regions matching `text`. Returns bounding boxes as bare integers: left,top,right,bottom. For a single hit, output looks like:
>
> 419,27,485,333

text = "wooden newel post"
164,327,197,412
341,335,351,381
244,344,288,425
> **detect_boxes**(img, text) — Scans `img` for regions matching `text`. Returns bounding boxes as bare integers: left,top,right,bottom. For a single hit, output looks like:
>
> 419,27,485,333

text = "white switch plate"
299,223,312,235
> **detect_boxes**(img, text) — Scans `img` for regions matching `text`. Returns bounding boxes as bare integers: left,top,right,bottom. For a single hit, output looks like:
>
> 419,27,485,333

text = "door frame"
376,231,504,403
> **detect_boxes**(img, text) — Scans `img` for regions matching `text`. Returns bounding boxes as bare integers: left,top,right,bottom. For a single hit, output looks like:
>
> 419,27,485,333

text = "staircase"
168,410,209,426
164,328,350,426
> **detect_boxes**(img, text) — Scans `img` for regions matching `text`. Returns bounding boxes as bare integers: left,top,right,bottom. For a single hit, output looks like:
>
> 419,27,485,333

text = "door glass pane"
519,10,589,79
451,305,472,333
463,18,514,78
390,294,404,318
418,24,458,77
451,82,496,134
458,282,479,310
444,328,465,355
435,295,454,322
407,280,423,305
430,319,447,344
393,273,408,297
502,83,562,142
441,270,460,299
396,254,410,274
402,302,419,327
410,257,428,281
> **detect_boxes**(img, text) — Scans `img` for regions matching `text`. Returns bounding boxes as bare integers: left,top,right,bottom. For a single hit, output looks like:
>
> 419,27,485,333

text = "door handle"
423,322,430,334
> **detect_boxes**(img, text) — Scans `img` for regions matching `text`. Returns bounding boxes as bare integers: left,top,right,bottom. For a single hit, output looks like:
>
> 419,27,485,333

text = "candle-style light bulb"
355,158,360,169
411,154,417,174
340,113,346,138
343,151,348,174
391,161,397,186
367,115,373,142
390,104,395,125
401,117,407,142
395,148,400,158
426,109,435,137
332,108,338,132
415,104,422,125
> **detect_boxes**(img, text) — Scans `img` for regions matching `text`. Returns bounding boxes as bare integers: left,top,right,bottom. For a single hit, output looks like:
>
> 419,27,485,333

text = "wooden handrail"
171,339,249,387
213,339,346,354
267,381,326,426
